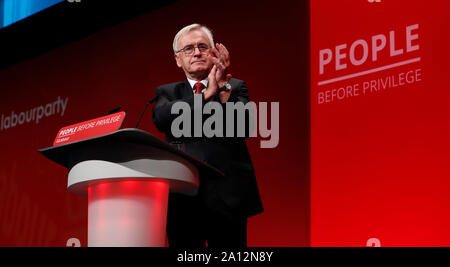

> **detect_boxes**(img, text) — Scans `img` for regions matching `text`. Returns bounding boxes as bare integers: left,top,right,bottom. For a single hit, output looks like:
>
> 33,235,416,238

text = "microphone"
149,94,159,104
106,106,121,115
135,95,158,128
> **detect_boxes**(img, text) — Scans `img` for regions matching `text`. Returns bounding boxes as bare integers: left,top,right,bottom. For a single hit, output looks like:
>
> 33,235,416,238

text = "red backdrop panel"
0,0,309,246
310,0,450,246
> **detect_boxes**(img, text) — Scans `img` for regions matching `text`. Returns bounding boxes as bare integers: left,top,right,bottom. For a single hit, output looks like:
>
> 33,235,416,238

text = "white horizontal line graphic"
318,57,421,86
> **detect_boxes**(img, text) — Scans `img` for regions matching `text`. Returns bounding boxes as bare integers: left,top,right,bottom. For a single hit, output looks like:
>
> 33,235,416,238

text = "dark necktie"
194,82,205,94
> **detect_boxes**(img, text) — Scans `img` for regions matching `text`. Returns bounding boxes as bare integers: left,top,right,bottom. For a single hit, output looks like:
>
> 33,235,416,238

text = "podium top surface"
38,128,224,177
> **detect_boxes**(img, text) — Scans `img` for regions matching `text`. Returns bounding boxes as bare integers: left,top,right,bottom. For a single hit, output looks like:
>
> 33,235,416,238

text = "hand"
204,65,219,101
210,43,231,88
204,65,232,103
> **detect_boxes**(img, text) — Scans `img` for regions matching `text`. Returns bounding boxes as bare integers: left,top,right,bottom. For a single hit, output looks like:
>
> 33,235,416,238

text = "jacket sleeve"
222,79,255,138
227,79,250,104
152,85,184,133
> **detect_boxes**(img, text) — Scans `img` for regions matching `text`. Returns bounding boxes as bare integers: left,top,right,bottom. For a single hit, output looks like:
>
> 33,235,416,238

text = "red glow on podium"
87,180,170,247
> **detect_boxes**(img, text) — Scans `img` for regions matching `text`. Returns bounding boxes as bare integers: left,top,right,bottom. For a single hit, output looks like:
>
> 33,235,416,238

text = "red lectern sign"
53,112,126,146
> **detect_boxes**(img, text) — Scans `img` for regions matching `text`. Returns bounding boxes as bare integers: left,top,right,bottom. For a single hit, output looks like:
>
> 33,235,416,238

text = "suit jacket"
152,78,263,217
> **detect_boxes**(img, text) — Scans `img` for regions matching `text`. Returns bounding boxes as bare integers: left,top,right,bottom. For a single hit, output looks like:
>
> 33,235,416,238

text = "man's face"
175,30,213,80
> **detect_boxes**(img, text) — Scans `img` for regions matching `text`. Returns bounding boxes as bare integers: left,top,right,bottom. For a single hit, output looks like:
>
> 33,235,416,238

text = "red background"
3,0,448,247
311,0,450,246
0,0,310,246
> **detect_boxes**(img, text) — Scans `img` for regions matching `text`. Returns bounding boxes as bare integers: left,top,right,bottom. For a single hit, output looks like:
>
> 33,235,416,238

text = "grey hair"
173,23,214,53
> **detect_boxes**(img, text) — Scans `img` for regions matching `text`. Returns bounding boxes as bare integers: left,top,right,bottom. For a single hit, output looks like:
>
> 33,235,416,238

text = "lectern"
38,128,222,247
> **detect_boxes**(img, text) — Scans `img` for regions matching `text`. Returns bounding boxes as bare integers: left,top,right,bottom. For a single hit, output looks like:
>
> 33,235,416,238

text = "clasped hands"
204,43,232,103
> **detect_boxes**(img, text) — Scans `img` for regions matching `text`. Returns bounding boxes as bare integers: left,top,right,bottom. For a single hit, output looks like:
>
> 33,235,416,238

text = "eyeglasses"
177,44,210,55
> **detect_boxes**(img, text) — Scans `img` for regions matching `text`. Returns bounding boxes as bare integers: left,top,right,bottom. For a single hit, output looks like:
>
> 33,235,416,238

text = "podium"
39,128,222,247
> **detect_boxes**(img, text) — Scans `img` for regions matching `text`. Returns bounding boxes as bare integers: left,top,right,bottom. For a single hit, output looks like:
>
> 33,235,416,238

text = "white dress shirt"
187,77,208,94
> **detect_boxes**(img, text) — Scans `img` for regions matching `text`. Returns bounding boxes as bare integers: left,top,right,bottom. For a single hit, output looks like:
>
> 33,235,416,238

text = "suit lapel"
183,79,193,97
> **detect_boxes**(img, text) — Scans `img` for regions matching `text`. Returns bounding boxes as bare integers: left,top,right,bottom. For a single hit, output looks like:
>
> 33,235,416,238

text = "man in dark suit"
152,24,263,247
